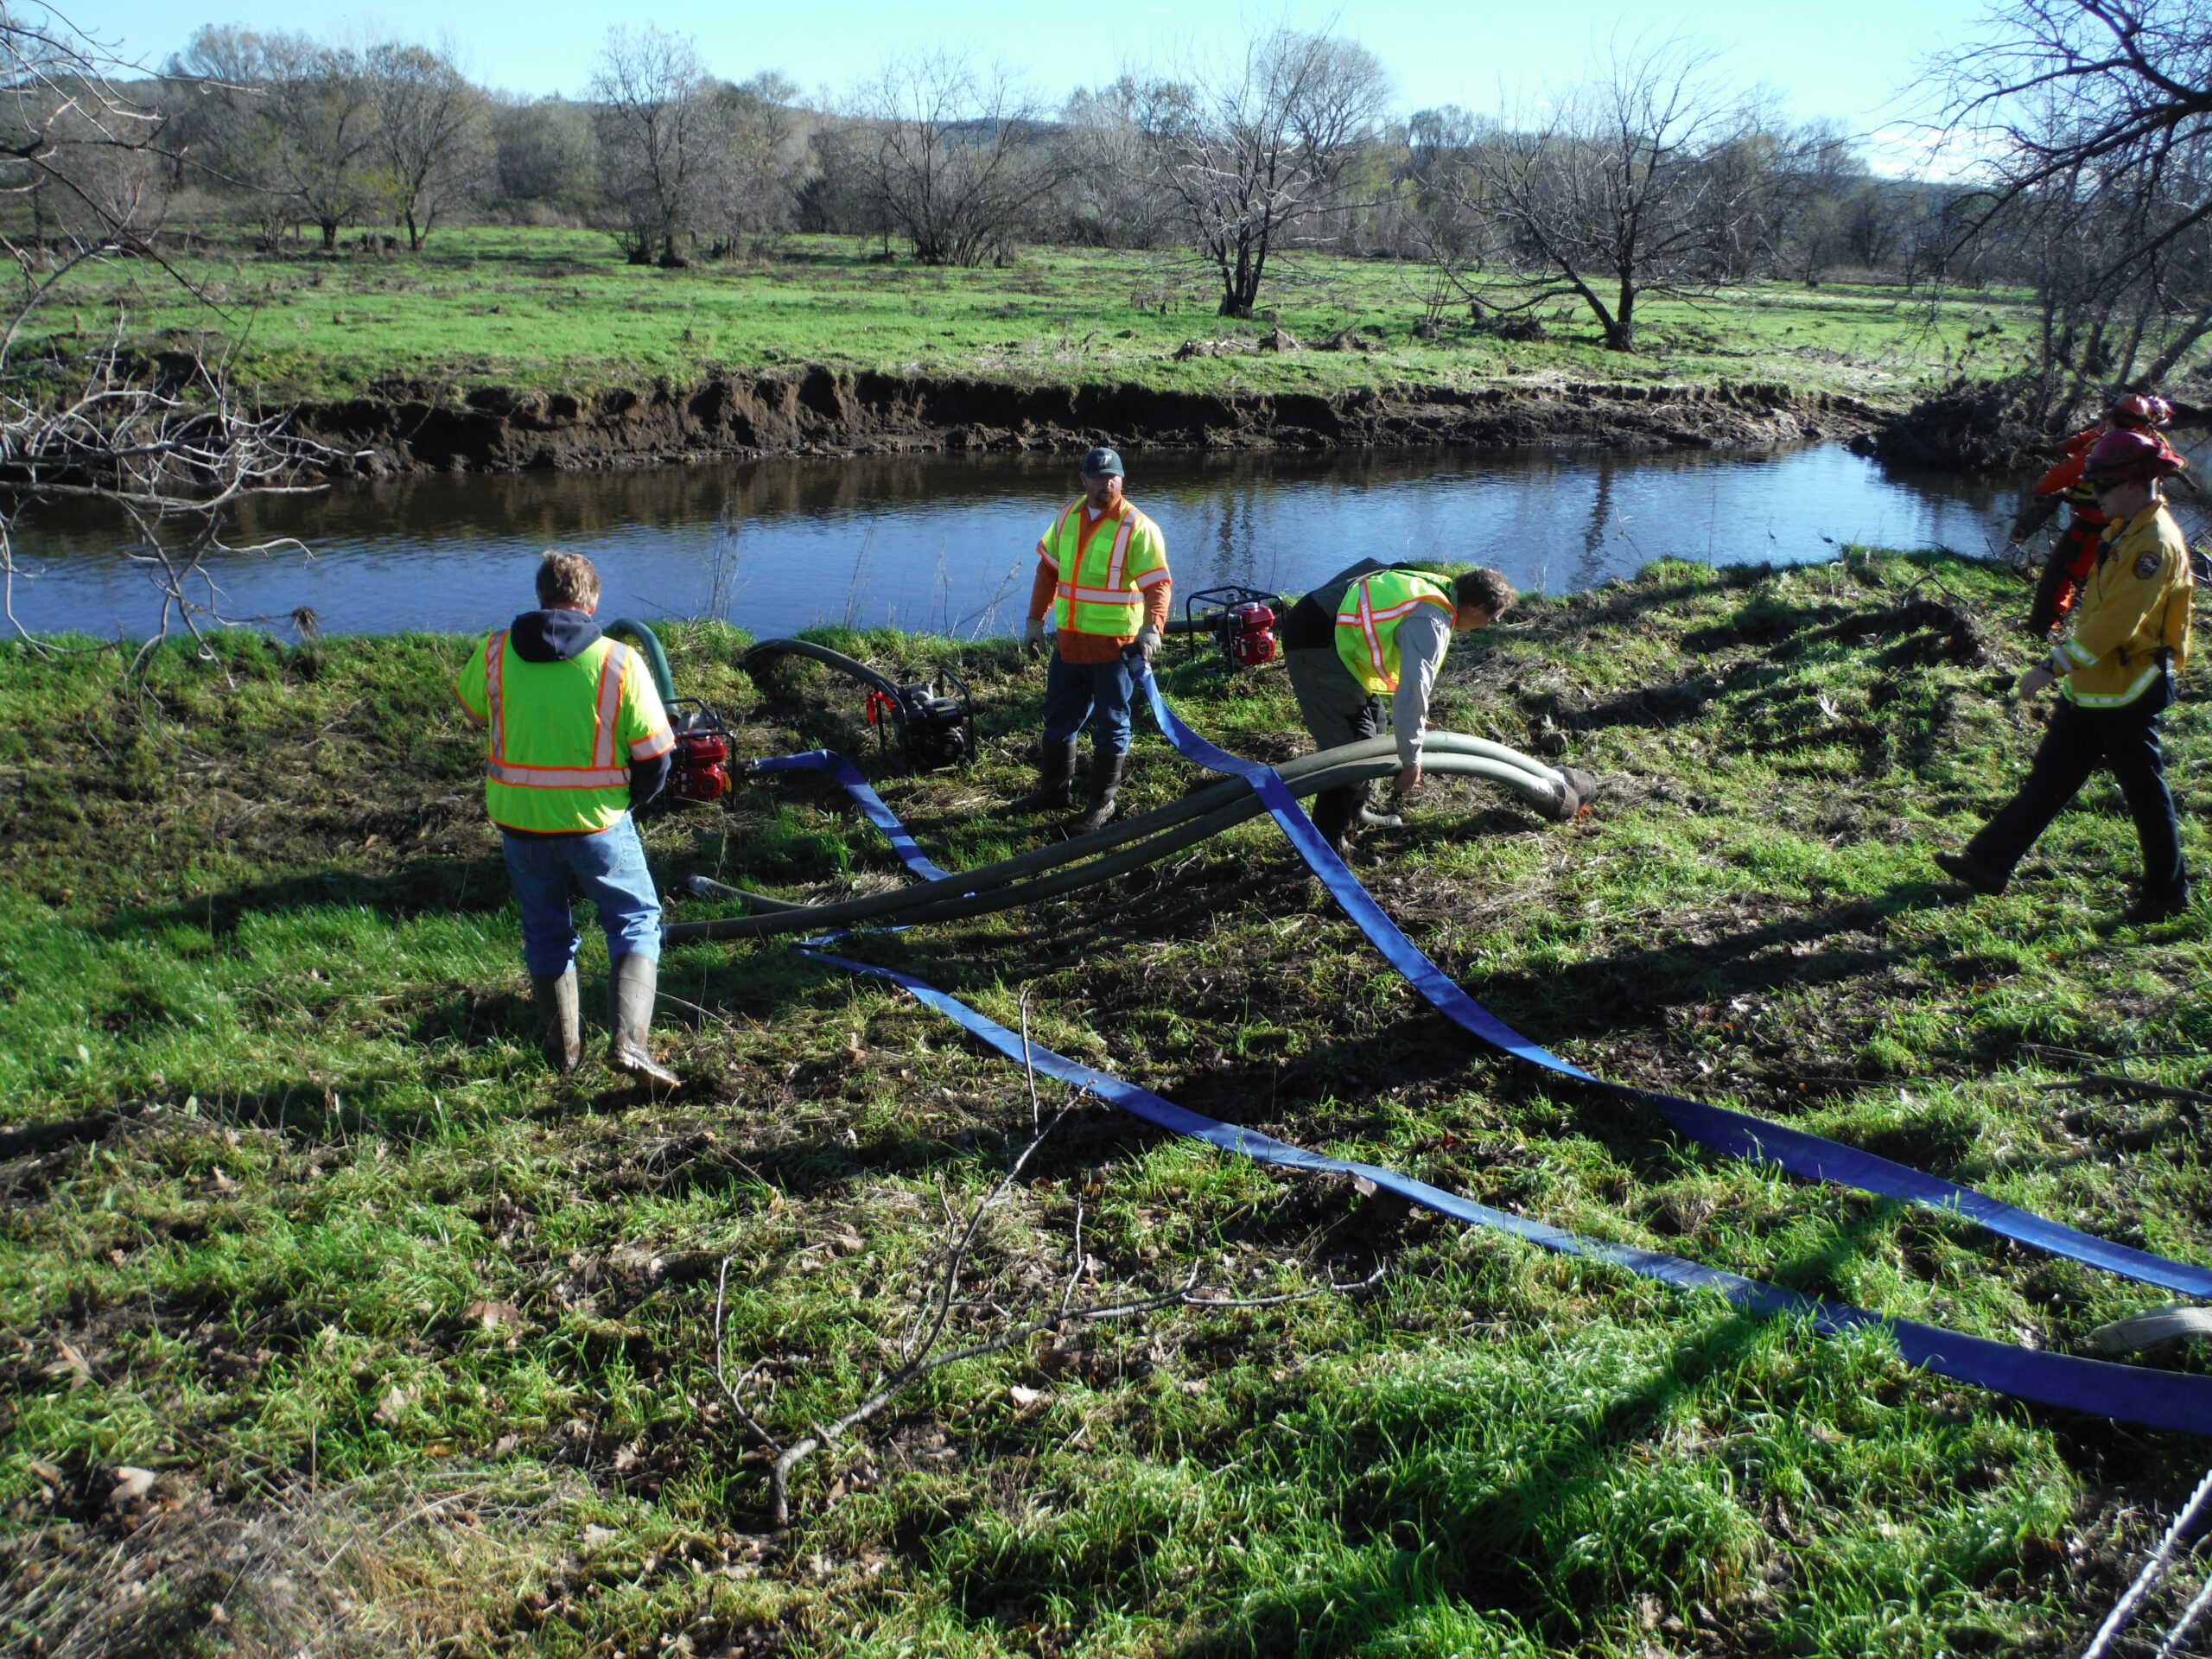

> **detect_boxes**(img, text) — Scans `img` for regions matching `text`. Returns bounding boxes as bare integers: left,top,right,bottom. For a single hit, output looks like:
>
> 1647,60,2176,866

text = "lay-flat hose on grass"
664,647,2212,1432
664,737,1568,942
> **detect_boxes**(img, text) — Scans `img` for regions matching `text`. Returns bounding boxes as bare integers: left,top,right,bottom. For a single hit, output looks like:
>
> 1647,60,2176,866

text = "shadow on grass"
1132,1307,1789,1657
102,853,515,943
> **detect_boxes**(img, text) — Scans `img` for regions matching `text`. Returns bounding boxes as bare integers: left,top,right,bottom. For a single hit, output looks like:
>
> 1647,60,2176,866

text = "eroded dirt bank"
289,367,1885,476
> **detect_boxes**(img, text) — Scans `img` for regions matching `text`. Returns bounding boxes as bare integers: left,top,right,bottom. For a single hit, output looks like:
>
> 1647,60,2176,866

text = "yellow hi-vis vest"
1334,569,1455,695
1039,498,1170,637
455,631,674,833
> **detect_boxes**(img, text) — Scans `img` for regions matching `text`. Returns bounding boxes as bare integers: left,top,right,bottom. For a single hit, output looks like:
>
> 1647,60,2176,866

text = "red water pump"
1224,600,1278,667
664,700,733,804
1183,586,1285,671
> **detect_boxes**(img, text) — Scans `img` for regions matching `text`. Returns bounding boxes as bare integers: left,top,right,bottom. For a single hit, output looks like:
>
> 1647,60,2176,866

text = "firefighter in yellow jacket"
456,551,680,1084
1937,429,2195,923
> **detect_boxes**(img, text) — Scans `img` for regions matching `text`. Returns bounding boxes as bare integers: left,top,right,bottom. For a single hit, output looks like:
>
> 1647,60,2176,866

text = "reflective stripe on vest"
1334,571,1453,695
1046,500,1163,634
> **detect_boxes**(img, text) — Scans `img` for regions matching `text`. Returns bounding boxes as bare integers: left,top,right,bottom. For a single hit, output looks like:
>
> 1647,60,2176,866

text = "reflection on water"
10,438,2187,640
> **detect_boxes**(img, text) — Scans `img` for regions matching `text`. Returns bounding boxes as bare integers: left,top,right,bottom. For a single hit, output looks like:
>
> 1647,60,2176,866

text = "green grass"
30,226,2040,406
3,551,2209,1656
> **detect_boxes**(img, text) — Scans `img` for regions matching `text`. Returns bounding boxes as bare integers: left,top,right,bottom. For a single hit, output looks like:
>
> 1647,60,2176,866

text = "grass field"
29,226,2038,408
4,550,2210,1656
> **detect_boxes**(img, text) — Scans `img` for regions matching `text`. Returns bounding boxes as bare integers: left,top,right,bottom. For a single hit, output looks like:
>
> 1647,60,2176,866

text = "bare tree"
588,24,726,266
1458,38,1758,351
1389,105,1509,325
361,40,486,250
704,71,816,251
165,25,300,249
1934,0,2212,431
1131,29,1391,317
1060,78,1179,248
847,49,1068,266
260,38,378,252
0,5,336,661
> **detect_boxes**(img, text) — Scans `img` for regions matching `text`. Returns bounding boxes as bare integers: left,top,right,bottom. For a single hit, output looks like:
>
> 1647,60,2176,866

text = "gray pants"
1286,647,1381,843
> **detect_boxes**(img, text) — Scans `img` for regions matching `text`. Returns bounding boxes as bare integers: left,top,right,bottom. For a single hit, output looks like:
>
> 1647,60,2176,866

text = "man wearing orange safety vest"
455,550,680,1085
1940,428,2195,923
1281,560,1518,855
1012,447,1172,833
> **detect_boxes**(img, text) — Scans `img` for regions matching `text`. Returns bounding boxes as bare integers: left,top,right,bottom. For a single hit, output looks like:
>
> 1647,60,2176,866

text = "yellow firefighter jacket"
2053,504,2194,708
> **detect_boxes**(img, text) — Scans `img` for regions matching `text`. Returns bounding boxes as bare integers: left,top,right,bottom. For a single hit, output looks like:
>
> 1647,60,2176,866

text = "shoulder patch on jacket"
2135,552,2162,580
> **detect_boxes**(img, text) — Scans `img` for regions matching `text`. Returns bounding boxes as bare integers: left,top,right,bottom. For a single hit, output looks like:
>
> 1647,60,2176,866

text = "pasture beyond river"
20,437,2190,643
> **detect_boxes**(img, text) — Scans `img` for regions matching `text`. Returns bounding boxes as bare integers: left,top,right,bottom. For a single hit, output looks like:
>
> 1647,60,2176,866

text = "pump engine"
865,667,976,771
663,699,733,805
1182,586,1284,671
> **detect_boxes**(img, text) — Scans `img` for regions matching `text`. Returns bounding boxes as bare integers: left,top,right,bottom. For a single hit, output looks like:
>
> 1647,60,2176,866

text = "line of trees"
4,3,2204,410
70,22,1957,318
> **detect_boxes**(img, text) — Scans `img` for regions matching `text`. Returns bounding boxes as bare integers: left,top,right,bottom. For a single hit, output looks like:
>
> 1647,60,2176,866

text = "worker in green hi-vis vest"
455,550,679,1087
1278,561,1516,855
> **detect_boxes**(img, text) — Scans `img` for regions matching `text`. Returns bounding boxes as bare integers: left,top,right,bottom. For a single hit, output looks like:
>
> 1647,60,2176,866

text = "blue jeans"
501,814,663,978
1042,652,1136,756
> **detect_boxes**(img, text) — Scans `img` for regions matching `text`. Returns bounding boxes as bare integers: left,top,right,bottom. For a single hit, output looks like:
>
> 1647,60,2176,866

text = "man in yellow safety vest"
1012,446,1173,833
1281,561,1518,854
455,550,680,1084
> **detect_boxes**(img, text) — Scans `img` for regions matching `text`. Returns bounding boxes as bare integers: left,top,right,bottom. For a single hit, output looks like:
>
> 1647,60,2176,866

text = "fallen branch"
712,1257,783,1452
2041,1072,2212,1114
765,1262,1385,1528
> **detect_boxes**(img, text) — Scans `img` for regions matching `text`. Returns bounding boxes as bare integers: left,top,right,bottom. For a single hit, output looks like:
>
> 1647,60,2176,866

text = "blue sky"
83,0,1990,164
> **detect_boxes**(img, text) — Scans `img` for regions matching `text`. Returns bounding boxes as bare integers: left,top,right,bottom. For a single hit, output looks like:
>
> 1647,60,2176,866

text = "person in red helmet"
1939,427,2195,923
2011,394,2182,636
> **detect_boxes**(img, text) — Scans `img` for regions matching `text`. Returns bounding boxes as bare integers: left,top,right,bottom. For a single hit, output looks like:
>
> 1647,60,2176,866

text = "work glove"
2018,664,2056,699
1023,617,1047,658
1134,622,1162,664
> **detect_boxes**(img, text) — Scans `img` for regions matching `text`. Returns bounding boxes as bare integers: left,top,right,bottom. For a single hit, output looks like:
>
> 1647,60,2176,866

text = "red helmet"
2110,393,2175,429
2084,426,2185,484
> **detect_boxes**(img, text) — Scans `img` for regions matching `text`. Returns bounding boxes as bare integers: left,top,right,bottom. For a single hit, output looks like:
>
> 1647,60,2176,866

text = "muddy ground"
290,368,1885,477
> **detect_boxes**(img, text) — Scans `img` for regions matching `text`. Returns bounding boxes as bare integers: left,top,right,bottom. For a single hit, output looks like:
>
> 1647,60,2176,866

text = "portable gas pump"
663,698,734,805
865,666,976,771
1180,586,1283,671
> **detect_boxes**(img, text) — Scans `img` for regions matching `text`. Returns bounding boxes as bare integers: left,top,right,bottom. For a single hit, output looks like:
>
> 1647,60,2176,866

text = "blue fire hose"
683,663,2212,1433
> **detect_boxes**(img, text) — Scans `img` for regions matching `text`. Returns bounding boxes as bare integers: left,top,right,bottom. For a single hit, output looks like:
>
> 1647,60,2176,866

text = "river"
8,440,2190,641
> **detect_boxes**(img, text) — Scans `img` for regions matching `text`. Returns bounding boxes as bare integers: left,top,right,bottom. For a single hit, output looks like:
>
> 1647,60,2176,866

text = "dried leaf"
109,1466,156,1505
374,1385,411,1425
1008,1385,1046,1408
464,1300,524,1331
43,1339,92,1389
581,1523,617,1551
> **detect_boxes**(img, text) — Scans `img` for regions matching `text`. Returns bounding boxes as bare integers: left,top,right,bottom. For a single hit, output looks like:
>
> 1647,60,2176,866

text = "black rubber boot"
1310,785,1360,855
1066,751,1127,835
531,969,581,1075
1351,779,1401,829
607,954,680,1090
1006,739,1077,814
2123,883,2192,925
1935,849,2010,896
